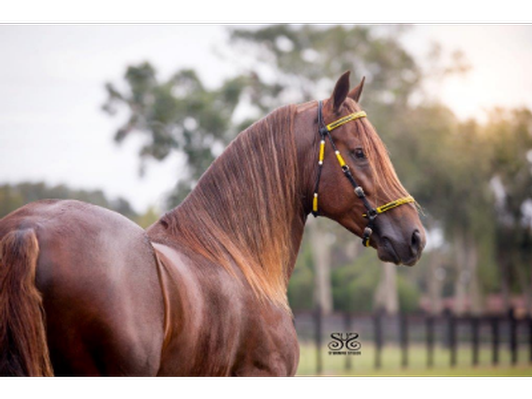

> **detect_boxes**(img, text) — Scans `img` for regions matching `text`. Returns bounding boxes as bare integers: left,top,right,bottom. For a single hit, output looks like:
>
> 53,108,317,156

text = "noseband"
311,101,415,247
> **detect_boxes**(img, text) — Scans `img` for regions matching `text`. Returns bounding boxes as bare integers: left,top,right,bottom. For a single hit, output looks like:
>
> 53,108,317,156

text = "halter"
311,101,415,247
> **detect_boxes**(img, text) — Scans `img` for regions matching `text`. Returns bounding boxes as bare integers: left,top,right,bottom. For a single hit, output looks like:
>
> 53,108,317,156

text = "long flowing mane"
161,105,300,309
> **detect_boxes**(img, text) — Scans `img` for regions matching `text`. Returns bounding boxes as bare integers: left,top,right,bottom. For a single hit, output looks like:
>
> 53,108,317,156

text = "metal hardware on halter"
311,100,415,247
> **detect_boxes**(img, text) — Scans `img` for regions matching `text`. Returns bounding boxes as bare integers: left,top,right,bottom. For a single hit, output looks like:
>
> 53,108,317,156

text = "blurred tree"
0,185,24,218
331,251,381,313
136,206,161,229
484,109,532,312
228,25,422,121
308,219,334,314
391,102,497,315
288,242,315,311
102,64,276,205
0,182,138,221
397,273,421,313
374,262,399,314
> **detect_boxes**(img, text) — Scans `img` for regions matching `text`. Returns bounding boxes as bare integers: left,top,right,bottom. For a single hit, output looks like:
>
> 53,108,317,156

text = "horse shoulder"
150,241,243,375
150,240,299,376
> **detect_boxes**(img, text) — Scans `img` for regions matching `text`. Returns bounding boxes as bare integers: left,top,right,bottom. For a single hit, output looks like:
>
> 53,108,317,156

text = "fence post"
374,309,383,369
529,315,532,364
399,312,408,368
314,305,323,375
491,316,499,365
471,316,479,366
445,309,457,367
509,307,517,366
426,315,434,368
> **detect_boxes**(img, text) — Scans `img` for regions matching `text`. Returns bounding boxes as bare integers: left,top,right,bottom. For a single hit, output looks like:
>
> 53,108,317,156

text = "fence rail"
294,307,532,374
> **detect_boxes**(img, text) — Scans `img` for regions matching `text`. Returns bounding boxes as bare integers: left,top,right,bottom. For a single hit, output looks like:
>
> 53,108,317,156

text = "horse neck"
162,105,308,307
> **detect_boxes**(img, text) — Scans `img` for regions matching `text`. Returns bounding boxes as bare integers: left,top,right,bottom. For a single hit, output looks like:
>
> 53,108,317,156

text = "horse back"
0,199,165,376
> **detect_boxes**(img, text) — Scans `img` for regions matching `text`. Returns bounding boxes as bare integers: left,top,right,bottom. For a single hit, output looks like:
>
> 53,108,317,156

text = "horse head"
297,71,426,266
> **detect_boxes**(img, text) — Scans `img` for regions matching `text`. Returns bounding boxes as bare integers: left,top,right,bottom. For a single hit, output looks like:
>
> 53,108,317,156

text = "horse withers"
0,71,425,376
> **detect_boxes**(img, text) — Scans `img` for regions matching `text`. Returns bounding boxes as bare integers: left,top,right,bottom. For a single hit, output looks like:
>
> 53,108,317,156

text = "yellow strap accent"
335,151,346,168
376,196,415,214
319,140,325,163
326,111,367,132
362,196,415,217
313,194,318,213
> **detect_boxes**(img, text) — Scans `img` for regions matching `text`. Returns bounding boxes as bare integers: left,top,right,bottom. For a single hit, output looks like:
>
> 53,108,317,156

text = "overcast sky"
1,25,531,213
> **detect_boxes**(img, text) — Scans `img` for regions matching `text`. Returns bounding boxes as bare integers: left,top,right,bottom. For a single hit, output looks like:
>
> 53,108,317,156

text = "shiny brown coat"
0,72,425,376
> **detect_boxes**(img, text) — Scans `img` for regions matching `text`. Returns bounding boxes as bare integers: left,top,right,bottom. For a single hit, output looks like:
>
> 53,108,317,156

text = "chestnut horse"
0,72,426,376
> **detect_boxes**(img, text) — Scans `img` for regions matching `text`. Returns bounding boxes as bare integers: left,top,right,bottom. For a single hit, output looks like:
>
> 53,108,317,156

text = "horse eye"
353,148,365,160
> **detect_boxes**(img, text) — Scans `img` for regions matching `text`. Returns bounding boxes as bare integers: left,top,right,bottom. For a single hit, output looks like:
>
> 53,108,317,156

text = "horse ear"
348,76,365,103
330,71,351,113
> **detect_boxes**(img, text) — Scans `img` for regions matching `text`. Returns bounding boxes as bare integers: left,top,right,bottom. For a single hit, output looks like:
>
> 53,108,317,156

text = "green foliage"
103,64,258,206
331,259,420,313
230,25,420,106
331,251,381,313
136,206,161,229
0,182,138,221
397,274,421,312
483,109,532,295
0,182,167,232
288,243,315,311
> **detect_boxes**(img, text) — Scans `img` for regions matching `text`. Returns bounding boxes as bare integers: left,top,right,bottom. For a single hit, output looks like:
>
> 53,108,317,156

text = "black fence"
293,307,532,374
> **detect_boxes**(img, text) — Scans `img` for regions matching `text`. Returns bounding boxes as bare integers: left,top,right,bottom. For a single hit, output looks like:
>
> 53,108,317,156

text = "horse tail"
0,228,53,376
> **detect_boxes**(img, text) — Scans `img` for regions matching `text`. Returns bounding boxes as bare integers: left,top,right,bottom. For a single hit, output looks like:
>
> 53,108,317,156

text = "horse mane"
162,104,300,310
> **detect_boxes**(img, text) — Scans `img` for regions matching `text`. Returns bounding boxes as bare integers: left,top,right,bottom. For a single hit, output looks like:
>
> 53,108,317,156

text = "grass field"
296,342,532,376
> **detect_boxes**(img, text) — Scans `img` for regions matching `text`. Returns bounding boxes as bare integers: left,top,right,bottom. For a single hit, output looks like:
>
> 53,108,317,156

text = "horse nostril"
411,229,421,256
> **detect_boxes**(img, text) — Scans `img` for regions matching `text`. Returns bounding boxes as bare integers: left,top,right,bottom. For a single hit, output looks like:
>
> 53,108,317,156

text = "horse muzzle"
376,227,426,266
